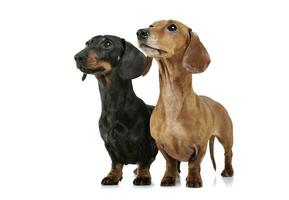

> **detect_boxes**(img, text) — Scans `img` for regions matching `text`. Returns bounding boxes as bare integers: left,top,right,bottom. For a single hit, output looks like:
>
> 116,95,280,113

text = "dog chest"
158,134,197,162
105,130,140,163
150,119,196,161
99,120,149,164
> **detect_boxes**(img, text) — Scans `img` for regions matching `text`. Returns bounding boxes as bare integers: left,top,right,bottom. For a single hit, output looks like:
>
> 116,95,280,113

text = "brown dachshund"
137,20,234,188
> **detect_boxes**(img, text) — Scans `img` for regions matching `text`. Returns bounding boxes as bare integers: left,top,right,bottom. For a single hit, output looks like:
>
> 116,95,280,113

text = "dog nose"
137,29,149,40
74,54,84,62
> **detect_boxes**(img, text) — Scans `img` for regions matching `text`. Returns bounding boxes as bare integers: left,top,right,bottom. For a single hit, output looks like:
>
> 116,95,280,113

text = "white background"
1,0,289,199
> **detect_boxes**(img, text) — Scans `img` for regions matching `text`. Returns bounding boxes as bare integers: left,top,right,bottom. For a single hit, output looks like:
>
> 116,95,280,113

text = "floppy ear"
142,56,153,76
118,40,152,79
182,29,211,73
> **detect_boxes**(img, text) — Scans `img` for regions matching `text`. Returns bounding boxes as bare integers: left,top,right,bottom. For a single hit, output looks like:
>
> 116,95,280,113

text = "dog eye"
103,40,112,48
149,25,154,27
167,24,177,31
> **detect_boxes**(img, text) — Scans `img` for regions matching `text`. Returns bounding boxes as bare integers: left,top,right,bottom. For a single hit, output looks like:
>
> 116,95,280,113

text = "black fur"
74,35,158,179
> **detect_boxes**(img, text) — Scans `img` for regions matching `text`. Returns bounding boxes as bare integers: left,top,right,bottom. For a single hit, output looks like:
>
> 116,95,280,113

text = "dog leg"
217,135,234,177
101,163,123,185
160,149,179,186
186,146,206,188
133,164,151,186
221,148,234,177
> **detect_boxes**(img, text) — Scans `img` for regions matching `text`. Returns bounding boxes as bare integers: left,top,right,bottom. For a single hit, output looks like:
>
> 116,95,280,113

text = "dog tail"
209,136,216,171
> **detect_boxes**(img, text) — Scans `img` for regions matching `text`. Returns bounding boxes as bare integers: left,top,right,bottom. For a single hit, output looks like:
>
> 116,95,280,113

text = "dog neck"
156,55,198,119
96,71,136,113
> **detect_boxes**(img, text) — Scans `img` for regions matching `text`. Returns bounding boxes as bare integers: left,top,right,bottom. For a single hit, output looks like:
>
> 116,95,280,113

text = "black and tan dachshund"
74,35,158,185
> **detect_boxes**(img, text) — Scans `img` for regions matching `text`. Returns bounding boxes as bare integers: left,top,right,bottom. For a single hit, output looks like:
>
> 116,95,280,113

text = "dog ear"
182,29,210,74
142,57,153,76
118,39,152,79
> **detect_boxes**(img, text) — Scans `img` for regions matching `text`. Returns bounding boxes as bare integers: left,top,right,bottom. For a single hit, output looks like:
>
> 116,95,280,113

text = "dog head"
74,35,152,81
137,20,210,74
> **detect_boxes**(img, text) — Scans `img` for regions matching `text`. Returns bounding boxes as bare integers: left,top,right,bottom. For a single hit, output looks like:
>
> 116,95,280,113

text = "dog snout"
74,54,84,62
137,29,149,40
74,49,88,68
74,49,88,63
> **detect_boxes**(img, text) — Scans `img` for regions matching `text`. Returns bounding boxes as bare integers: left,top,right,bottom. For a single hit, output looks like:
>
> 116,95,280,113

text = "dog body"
138,20,233,187
75,35,157,185
151,89,232,163
98,71,155,166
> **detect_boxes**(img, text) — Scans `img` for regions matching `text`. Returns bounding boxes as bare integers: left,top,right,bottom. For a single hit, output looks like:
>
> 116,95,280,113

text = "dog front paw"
133,176,151,185
186,180,202,188
160,176,176,186
221,166,234,177
186,176,203,188
101,176,122,185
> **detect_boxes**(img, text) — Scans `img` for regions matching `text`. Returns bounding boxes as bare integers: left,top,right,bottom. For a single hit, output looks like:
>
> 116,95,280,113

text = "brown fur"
139,20,234,187
133,165,152,185
87,50,112,73
87,50,112,84
101,164,123,185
